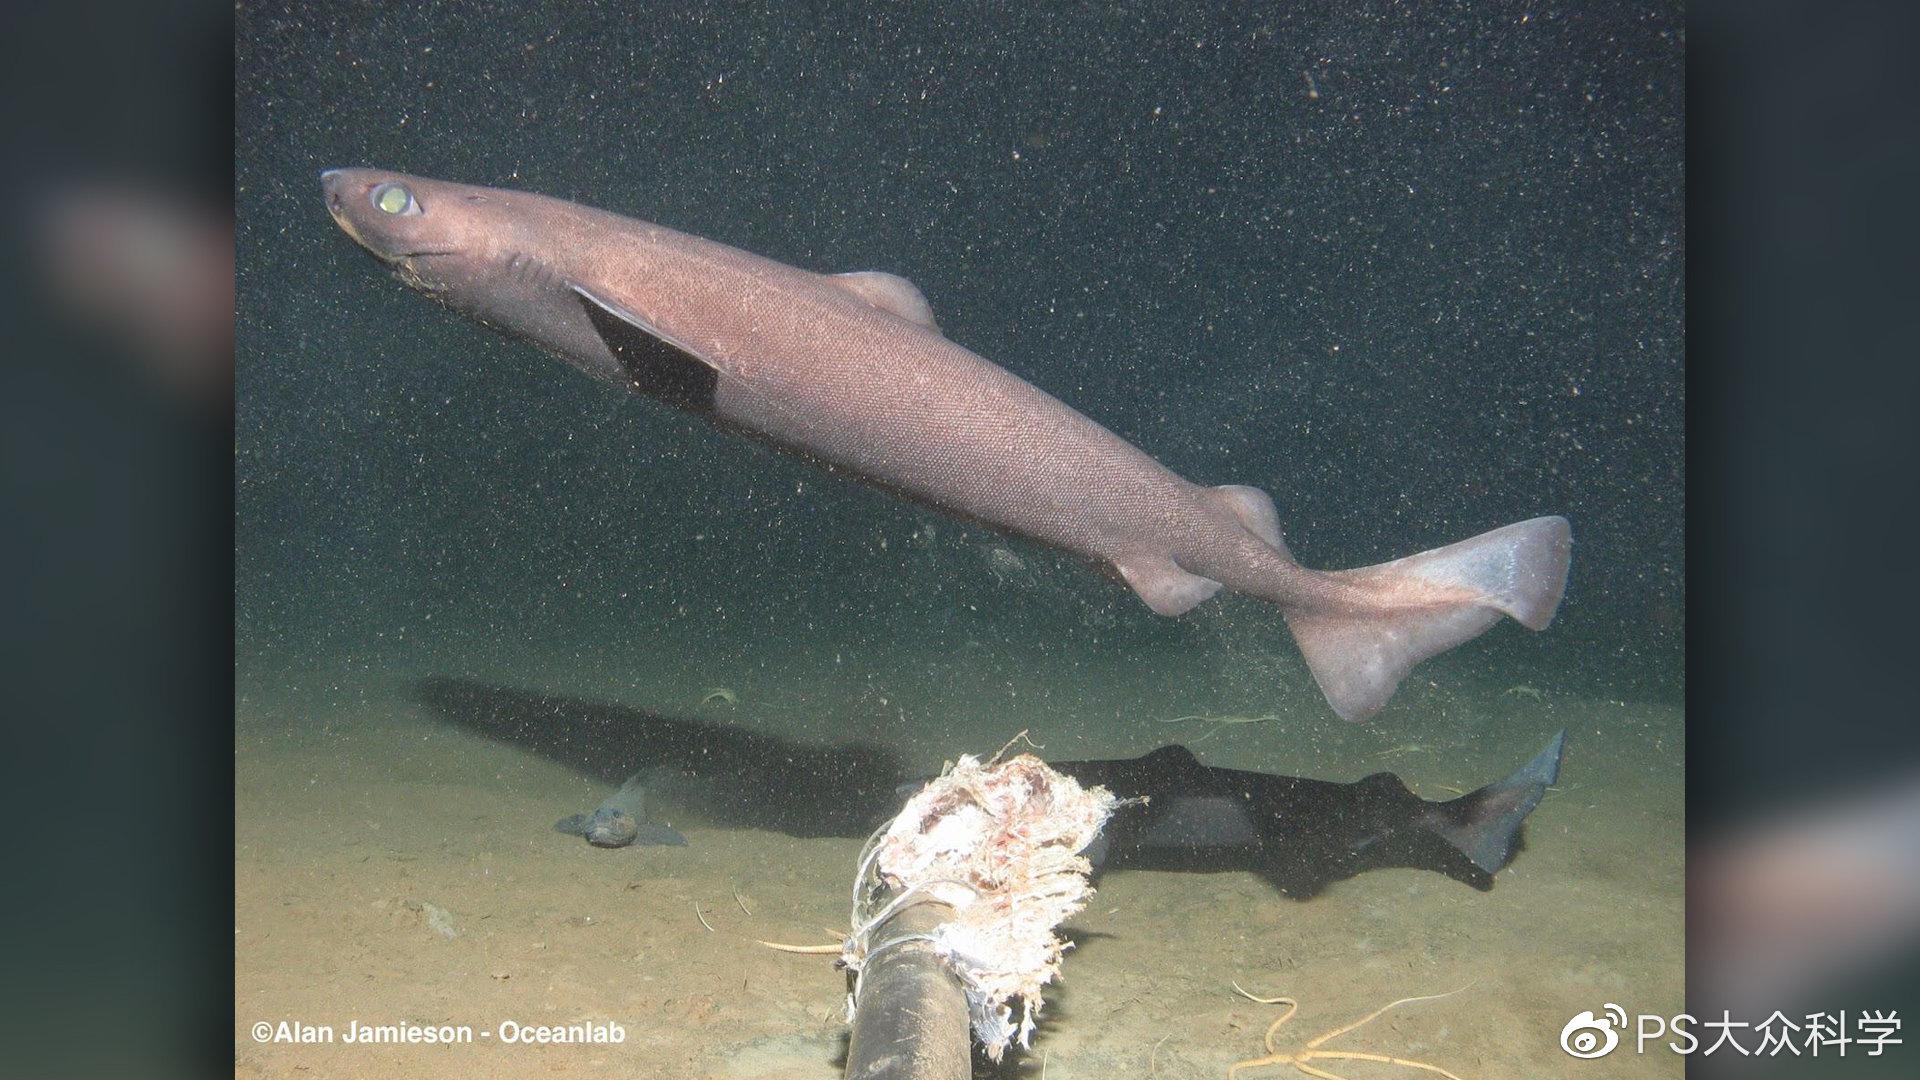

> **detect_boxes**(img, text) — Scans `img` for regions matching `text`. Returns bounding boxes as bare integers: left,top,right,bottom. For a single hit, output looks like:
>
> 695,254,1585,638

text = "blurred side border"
1690,2,1920,1075
0,1,234,1076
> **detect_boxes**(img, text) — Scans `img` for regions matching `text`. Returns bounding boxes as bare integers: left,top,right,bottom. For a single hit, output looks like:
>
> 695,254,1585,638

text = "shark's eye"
370,182,419,216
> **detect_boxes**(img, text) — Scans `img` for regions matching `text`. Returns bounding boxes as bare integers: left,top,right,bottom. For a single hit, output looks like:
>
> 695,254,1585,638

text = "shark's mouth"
332,226,459,292
326,205,372,251
328,206,458,264
392,253,456,294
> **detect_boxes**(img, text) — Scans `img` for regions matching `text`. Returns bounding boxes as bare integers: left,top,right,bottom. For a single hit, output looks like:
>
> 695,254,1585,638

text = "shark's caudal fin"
1422,730,1566,874
1284,516,1573,721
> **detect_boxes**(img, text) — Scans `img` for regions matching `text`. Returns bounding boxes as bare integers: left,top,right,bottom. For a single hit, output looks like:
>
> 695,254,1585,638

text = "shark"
325,169,1572,720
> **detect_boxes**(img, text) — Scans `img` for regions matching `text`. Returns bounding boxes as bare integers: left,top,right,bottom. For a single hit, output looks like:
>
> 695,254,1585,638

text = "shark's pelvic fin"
1115,553,1223,616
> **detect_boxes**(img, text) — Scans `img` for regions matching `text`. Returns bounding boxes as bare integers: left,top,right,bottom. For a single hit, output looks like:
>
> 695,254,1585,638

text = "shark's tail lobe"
1422,730,1565,874
1284,516,1572,721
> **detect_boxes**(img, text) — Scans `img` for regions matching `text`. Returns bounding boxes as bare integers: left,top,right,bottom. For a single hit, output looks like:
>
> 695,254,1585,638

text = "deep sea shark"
326,170,1572,720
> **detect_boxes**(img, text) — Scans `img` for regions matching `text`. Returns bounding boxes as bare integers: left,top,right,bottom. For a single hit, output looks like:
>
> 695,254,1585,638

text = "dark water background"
236,2,1682,712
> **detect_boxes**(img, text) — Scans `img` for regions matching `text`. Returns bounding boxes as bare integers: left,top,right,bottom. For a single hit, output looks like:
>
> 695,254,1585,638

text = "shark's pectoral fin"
823,271,941,331
1115,554,1222,616
572,284,721,412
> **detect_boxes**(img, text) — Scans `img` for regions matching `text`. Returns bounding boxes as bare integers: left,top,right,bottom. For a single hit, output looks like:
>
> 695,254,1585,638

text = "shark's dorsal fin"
823,271,940,332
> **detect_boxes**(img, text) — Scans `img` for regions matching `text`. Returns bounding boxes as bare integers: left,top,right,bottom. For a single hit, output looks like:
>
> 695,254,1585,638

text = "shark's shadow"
410,675,1561,899
411,674,906,838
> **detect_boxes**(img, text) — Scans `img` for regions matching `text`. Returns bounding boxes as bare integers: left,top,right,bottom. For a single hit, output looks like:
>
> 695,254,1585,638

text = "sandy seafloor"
235,639,1682,1079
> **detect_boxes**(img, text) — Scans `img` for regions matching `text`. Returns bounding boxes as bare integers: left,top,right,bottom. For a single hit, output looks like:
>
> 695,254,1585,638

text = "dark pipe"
843,898,971,1080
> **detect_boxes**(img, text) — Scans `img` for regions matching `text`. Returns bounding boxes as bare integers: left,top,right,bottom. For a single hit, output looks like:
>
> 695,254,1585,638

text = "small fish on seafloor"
554,772,688,849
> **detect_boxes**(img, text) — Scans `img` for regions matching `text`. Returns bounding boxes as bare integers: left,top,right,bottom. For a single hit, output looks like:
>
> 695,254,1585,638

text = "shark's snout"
320,168,344,208
320,169,356,229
